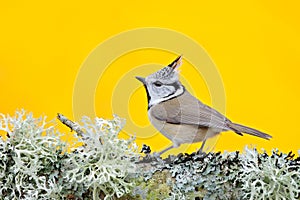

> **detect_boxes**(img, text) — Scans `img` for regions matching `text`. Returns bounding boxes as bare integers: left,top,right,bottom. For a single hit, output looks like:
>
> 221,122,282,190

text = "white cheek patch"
149,86,184,107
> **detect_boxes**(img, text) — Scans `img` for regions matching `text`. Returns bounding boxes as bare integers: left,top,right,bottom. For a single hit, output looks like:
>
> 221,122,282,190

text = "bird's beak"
135,76,146,84
168,54,183,69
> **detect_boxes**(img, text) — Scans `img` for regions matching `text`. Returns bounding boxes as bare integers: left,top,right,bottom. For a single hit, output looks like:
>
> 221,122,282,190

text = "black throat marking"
143,84,151,110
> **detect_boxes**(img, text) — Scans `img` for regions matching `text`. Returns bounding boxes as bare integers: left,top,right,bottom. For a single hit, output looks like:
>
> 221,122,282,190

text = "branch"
56,113,84,137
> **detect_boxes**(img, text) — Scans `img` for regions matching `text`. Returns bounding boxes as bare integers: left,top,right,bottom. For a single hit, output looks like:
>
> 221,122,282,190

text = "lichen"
0,110,66,199
239,148,300,200
0,110,299,199
0,110,139,200
61,115,139,199
136,148,300,200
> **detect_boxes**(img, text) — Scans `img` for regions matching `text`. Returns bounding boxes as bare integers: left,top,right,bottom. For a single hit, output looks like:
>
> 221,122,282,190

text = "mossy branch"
0,110,299,200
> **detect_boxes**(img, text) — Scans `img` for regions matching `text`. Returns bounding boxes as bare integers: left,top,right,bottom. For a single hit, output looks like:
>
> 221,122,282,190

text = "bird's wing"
150,91,230,130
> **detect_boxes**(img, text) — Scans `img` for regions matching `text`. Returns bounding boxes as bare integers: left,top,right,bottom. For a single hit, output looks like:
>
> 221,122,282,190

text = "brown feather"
151,90,230,131
151,90,272,140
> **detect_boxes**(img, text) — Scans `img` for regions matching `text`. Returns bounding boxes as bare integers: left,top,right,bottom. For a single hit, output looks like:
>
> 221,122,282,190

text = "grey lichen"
136,147,300,200
0,110,139,200
240,148,300,200
61,115,139,199
0,110,66,199
0,110,299,199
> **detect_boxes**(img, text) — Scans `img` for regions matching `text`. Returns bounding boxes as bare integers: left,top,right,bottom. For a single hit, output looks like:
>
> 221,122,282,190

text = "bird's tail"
228,122,272,140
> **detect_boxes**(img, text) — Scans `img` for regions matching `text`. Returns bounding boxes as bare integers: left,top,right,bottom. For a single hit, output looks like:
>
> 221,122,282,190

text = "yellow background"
1,1,299,154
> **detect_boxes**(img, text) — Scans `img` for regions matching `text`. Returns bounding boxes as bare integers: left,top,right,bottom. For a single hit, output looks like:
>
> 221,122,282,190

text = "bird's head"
136,55,185,108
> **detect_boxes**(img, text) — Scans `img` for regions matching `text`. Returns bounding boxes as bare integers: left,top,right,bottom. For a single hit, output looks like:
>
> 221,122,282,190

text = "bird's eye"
153,81,162,87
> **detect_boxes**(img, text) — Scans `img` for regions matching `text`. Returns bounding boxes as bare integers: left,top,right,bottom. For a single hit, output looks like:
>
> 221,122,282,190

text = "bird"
135,55,272,156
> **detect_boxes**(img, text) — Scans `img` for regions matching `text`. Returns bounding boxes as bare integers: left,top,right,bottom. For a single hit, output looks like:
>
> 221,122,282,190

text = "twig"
57,113,84,137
